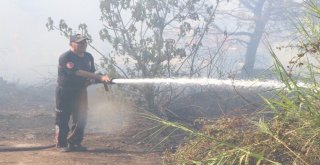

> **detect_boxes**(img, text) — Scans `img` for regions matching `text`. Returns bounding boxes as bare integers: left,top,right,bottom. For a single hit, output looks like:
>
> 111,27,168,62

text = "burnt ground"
0,84,163,165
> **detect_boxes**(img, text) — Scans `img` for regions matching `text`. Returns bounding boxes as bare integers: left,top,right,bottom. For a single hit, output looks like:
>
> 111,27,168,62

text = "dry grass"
163,114,320,165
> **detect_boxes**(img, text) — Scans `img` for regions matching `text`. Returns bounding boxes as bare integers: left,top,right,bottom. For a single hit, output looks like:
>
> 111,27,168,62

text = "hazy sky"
0,0,106,84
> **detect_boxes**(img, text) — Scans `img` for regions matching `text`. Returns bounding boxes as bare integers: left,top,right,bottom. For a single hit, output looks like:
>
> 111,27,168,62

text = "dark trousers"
55,86,88,147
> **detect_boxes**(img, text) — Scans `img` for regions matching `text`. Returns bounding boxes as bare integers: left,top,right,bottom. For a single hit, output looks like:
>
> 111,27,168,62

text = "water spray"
109,78,304,89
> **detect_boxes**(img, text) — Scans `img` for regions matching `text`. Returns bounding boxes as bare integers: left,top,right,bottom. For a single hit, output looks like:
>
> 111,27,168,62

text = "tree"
212,0,302,76
99,0,224,116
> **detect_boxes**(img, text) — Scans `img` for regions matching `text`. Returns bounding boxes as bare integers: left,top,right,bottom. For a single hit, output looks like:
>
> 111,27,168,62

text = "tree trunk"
241,0,269,76
241,21,266,75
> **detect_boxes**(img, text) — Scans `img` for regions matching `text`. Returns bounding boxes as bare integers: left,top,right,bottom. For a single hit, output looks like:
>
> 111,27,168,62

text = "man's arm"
75,70,110,82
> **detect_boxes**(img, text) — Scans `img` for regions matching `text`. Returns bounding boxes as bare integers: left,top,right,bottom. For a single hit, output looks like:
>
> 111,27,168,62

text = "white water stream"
111,78,304,89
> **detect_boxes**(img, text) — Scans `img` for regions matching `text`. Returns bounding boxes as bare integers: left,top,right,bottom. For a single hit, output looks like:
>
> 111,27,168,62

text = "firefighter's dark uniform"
55,50,95,148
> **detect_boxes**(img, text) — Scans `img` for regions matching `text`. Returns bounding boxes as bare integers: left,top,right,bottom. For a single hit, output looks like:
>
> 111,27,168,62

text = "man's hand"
99,75,110,83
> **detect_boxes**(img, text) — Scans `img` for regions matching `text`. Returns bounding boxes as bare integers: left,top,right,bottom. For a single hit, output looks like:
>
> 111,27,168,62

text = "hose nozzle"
109,78,115,84
103,82,109,92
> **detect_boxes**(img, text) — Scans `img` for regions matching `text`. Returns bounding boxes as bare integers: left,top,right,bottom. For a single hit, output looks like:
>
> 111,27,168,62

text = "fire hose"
0,144,56,152
0,123,85,152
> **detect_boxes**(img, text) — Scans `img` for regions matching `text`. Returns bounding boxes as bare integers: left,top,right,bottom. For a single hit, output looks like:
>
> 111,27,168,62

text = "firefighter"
55,34,110,152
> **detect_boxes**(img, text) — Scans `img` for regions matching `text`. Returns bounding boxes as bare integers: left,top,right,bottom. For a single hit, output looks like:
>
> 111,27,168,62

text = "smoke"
0,0,103,84
86,86,135,135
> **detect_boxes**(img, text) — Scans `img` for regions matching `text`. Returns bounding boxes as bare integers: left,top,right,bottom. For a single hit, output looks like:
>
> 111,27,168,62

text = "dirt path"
0,147,161,165
0,103,163,165
0,141,162,165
